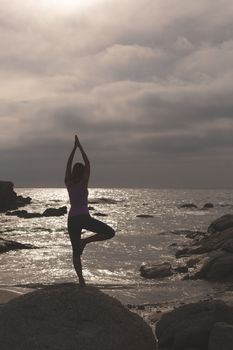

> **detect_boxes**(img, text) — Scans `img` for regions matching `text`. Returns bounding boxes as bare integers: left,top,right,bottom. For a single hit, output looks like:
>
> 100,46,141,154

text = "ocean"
1,188,233,305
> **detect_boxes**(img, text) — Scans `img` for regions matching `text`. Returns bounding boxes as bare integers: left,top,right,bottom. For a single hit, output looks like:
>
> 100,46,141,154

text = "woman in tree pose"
65,135,115,286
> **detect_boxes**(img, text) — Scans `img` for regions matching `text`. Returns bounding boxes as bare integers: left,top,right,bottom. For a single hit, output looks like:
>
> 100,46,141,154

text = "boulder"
194,251,233,282
42,206,67,217
208,322,233,350
208,214,233,233
0,237,35,254
156,300,233,350
0,181,31,212
140,263,173,279
0,284,156,350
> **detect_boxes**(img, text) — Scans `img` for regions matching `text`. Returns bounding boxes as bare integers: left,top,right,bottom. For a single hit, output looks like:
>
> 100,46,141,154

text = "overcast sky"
1,0,233,188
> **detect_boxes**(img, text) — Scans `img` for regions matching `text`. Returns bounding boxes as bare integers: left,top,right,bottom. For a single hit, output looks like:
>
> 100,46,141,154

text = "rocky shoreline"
136,213,233,349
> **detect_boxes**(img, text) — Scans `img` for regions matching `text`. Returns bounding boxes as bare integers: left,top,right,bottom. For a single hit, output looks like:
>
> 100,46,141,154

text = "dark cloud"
0,0,233,187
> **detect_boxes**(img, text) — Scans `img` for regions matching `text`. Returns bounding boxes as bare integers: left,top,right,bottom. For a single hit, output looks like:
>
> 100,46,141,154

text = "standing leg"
72,252,85,286
68,216,86,286
80,216,115,253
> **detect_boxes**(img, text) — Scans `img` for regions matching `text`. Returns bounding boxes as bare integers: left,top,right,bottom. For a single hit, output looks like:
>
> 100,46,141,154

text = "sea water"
1,188,233,305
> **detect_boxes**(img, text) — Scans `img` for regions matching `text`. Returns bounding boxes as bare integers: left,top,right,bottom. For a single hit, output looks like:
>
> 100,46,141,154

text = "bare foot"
79,276,86,287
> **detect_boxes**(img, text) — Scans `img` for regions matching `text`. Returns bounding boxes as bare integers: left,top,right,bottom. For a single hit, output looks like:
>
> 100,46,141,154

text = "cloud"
0,0,233,187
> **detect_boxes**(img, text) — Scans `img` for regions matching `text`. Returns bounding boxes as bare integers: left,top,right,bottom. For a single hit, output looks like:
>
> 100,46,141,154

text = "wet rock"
93,212,108,217
186,257,201,268
6,207,67,218
203,203,214,209
0,284,156,350
136,214,154,218
0,181,31,212
222,239,233,253
208,322,233,350
156,299,233,350
140,263,173,279
208,214,233,233
6,210,42,218
174,266,189,273
0,237,36,254
176,227,233,258
179,203,198,209
194,251,233,282
42,206,67,217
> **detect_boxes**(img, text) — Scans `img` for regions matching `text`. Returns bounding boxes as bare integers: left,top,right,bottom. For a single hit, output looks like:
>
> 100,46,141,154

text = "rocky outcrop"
140,263,173,279
156,299,233,350
0,181,31,212
194,251,233,281
6,206,67,219
0,284,156,350
208,214,233,233
0,237,36,254
175,215,233,282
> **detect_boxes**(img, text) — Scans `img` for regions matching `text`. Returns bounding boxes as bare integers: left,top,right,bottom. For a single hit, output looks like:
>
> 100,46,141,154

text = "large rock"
0,237,36,254
0,181,31,212
208,214,233,233
156,300,233,350
194,251,233,281
140,262,173,279
176,227,233,258
0,284,156,350
208,322,233,350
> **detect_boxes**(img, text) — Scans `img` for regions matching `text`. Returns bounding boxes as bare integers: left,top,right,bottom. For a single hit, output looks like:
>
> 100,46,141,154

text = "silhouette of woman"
65,135,115,286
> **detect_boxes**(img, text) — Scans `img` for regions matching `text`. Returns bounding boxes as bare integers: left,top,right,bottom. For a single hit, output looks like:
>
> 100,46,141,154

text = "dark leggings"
68,214,115,254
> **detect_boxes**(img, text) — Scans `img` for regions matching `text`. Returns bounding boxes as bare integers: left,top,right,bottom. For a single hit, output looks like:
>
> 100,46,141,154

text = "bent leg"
82,216,115,246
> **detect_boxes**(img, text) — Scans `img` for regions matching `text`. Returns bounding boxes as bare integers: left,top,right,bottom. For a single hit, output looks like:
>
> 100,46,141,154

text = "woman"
65,134,115,286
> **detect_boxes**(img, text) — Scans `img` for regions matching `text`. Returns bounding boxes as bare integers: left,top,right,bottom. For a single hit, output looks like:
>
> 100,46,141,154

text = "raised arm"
77,136,90,187
64,136,78,184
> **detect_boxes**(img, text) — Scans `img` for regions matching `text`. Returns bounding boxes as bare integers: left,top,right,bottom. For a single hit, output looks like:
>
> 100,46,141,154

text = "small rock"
0,237,36,254
203,203,214,209
179,203,198,209
93,213,108,217
43,206,67,217
140,262,173,279
174,266,189,273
